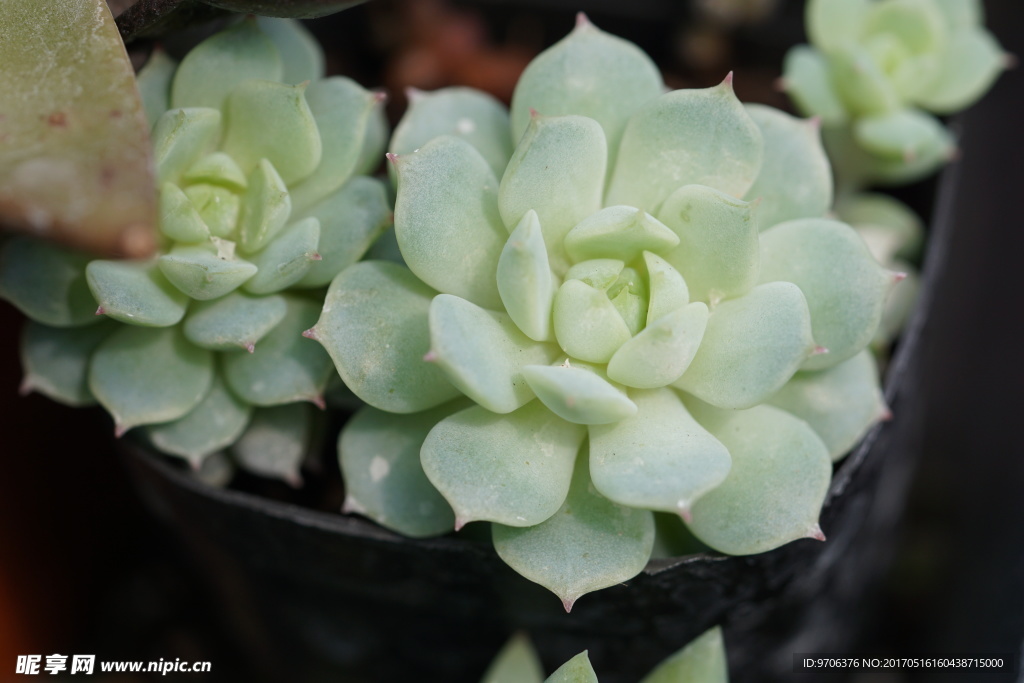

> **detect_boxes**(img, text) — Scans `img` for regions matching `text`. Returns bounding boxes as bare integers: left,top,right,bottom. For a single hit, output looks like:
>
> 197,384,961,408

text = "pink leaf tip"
677,503,693,524
114,423,128,439
811,345,830,356
310,395,326,410
892,271,908,283
244,342,256,354
18,377,32,397
575,11,593,29
309,252,323,261
806,116,822,131
808,524,826,542
721,71,735,88
302,327,319,341
95,306,106,316
1003,52,1018,70
453,517,469,532
879,404,894,422
423,350,438,363
529,107,541,119
562,596,577,613
385,152,400,164
372,89,388,104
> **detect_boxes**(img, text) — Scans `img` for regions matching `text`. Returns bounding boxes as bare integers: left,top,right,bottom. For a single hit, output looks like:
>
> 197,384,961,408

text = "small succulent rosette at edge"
0,19,390,483
309,16,901,608
781,0,1009,188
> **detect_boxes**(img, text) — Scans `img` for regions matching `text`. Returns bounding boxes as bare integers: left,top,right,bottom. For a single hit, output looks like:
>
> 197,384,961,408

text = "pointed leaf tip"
309,395,326,410
385,152,399,164
372,89,388,104
302,327,319,340
309,252,322,261
575,12,593,29
18,377,33,397
405,86,424,102
454,517,469,532
722,71,735,88
423,350,438,362
891,271,908,283
114,423,128,438
245,342,256,353
879,405,893,422
678,503,693,523
562,597,576,613
95,306,105,316
811,345,830,356
1004,53,1018,70
808,524,826,541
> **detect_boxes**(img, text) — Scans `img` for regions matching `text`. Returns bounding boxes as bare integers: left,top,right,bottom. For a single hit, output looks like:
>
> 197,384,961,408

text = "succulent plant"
309,16,900,607
781,0,1008,187
480,627,728,683
0,18,390,482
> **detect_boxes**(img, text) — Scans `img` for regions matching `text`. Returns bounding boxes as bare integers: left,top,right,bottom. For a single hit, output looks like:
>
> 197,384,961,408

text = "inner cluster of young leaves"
310,17,897,608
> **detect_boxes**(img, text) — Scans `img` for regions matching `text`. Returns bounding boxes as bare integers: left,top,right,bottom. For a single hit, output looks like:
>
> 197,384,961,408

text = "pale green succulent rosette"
0,18,390,482
782,0,1008,188
311,17,897,606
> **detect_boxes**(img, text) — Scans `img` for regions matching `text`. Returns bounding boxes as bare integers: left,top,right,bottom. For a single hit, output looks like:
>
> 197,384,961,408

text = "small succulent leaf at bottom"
522,363,637,425
340,401,467,538
242,217,321,294
193,450,235,488
743,104,832,230
310,261,461,413
152,108,222,187
255,17,324,86
853,109,949,161
639,626,729,683
493,449,656,610
89,325,214,435
238,159,293,254
589,387,731,515
429,294,559,414
296,175,392,288
289,76,378,212
497,210,556,342
917,27,1004,113
498,115,608,276
607,302,708,389
183,291,288,352
222,295,333,407
657,184,759,304
0,237,99,327
806,0,870,52
684,401,832,555
145,373,252,468
606,84,764,211
390,87,514,181
758,219,891,371
767,350,886,461
509,17,663,168
392,135,506,309
221,80,322,185
674,282,814,409
136,49,176,130
159,183,212,243
231,402,312,486
553,280,633,364
543,652,598,683
158,244,258,300
564,206,679,265
644,252,689,325
20,320,116,406
422,401,586,528
780,46,847,125
479,632,545,683
170,18,283,110
86,259,190,327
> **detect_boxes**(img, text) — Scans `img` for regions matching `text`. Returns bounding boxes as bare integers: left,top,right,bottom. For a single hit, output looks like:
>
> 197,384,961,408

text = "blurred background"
1,0,1022,680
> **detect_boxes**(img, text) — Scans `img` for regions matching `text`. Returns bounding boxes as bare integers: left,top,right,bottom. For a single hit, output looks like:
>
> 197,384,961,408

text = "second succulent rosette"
310,17,899,607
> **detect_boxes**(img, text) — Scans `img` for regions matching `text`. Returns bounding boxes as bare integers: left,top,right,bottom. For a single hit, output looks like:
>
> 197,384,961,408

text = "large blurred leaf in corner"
0,0,157,258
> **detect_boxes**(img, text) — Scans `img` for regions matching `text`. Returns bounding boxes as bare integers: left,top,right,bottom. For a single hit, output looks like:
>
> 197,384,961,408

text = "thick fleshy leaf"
89,325,213,435
522,363,636,425
222,295,332,407
237,159,292,254
674,282,815,409
183,291,287,352
428,294,558,414
255,17,324,85
644,252,689,325
480,633,544,683
497,211,555,342
499,115,607,276
509,17,663,170
564,206,678,265
184,152,248,191
553,279,632,364
192,450,235,488
222,80,322,185
159,183,211,243
544,652,598,683
355,101,389,176
146,374,252,468
339,402,465,538
658,184,759,304
916,27,1005,113
781,46,847,125
854,109,948,161
590,388,730,515
392,136,506,309
0,237,98,327
290,77,380,211
309,261,461,413
932,0,984,28
158,244,257,300
296,176,391,288
20,320,115,406
767,350,886,460
864,0,946,55
391,87,514,179
685,402,832,555
137,50,175,130
243,217,321,294
806,0,869,52
231,403,312,487
422,401,586,528
607,302,708,389
829,48,901,116
170,18,283,110
743,105,832,230
152,107,222,186
87,259,190,327
606,82,763,211
759,219,892,370
492,452,655,610
835,192,924,263
0,0,157,259
182,184,239,238
640,627,728,683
